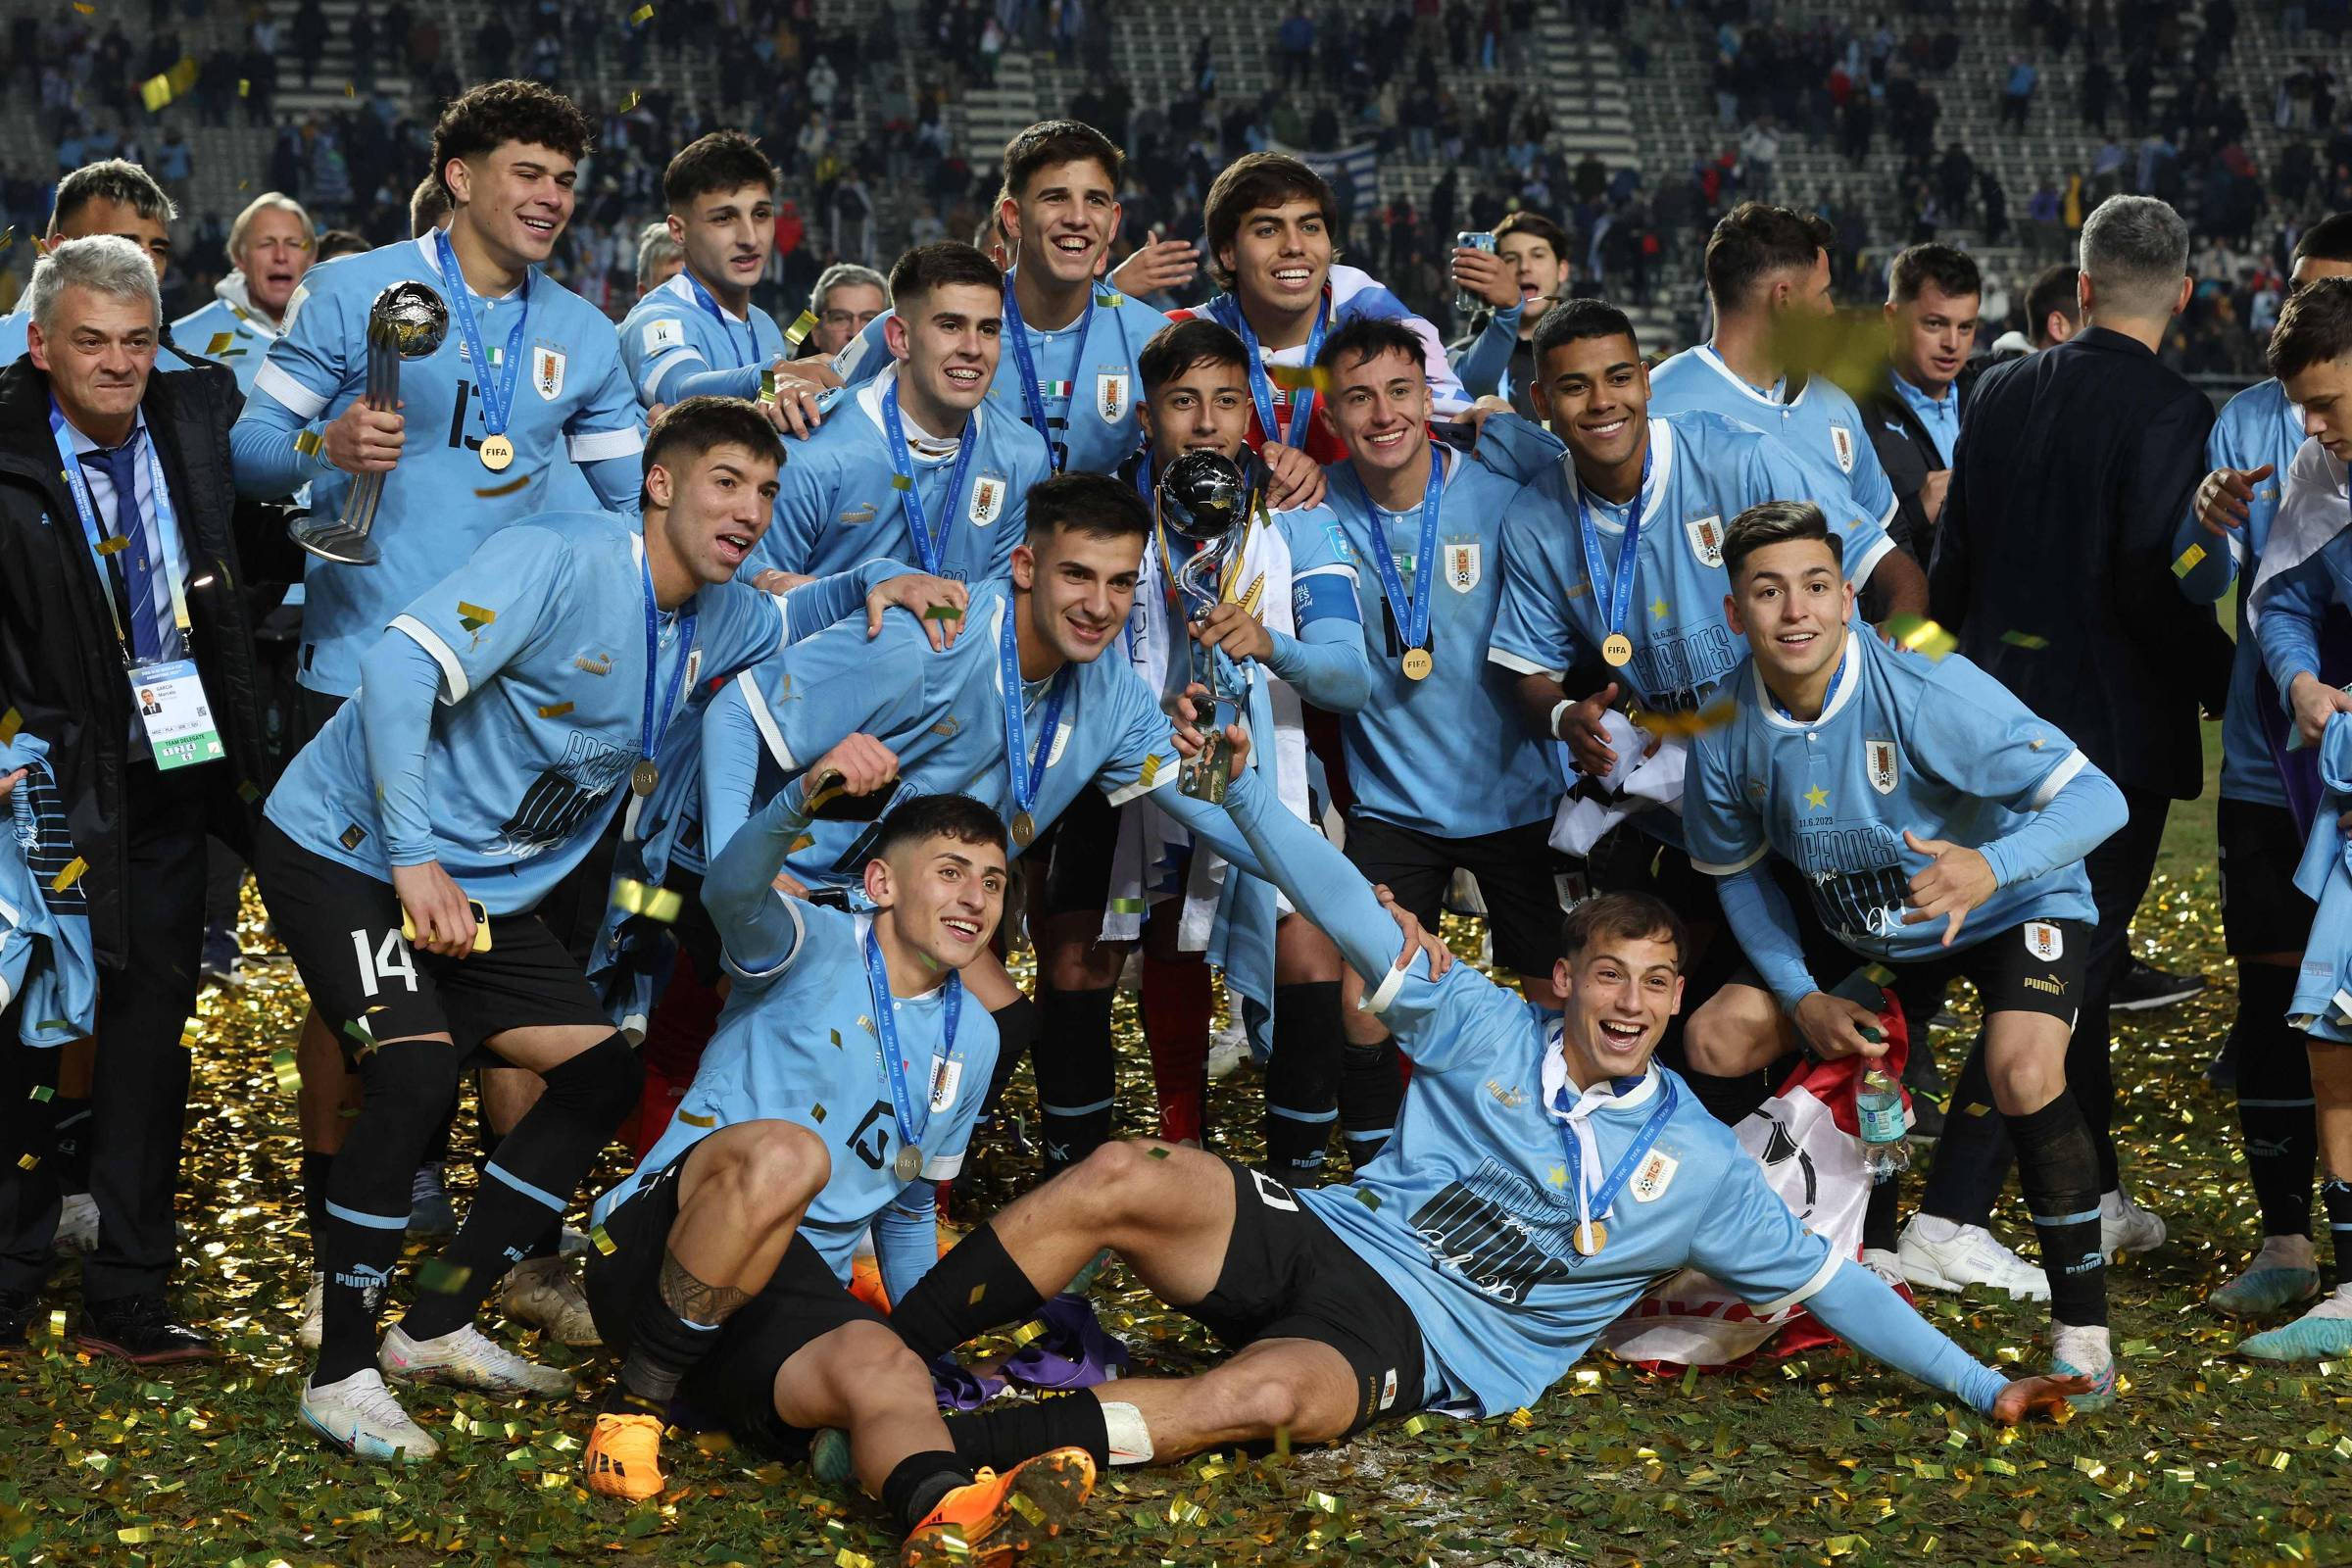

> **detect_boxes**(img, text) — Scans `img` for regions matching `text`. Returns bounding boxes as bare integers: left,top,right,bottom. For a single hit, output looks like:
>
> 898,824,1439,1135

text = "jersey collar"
662,269,753,322
413,232,526,304
856,361,983,452
1539,1018,1661,1118
1753,629,1863,732
1695,342,1805,411
1558,416,1677,534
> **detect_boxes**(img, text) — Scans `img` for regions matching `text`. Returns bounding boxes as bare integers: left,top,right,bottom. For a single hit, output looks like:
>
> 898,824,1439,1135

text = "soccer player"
252,398,962,1458
1862,243,1982,562
876,728,2089,1475
577,787,1100,1561
1646,202,1928,616
2175,215,2352,1320
1679,500,2129,1405
172,191,318,396
808,264,890,358
0,160,198,370
757,243,1052,583
2238,276,2352,1360
1028,317,1370,1173
1448,211,1575,420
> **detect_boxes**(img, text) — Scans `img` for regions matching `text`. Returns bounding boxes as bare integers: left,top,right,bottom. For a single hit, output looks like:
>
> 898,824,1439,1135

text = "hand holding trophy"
1158,448,1253,803
290,279,450,565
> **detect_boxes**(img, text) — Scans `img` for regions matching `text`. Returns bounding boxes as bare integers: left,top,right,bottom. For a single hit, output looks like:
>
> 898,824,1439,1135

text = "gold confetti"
0,708,19,745
1267,364,1330,394
293,429,323,457
619,88,642,113
1008,1493,1046,1524
1630,699,1739,740
630,2,655,20
140,74,175,112
268,1048,301,1095
612,877,684,923
891,473,914,491
1998,629,2049,650
50,856,86,893
536,702,575,719
966,1284,987,1306
457,601,497,632
835,1551,873,1568
15,1153,36,1171
677,1109,715,1128
1010,1318,1048,1347
473,474,530,498
179,1016,203,1050
589,1225,617,1255
1884,613,1956,661
2173,541,2208,576
237,77,250,97
93,534,129,556
784,310,817,347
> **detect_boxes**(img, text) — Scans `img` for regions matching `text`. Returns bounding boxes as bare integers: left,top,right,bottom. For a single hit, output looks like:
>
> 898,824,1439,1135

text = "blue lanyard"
49,402,186,661
1557,1075,1679,1220
1126,458,1157,659
1350,450,1446,657
637,546,697,769
1234,292,1328,449
1000,270,1094,473
1574,444,1653,646
880,378,978,577
998,602,1070,825
681,269,756,370
862,923,962,1155
1769,647,1846,722
433,228,530,440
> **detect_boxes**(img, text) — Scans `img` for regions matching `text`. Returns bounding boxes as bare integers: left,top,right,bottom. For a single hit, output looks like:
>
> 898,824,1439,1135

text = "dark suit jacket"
1927,326,2226,801
1861,369,1964,566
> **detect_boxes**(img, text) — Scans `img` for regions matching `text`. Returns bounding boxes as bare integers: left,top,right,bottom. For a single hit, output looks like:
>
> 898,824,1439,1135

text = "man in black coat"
0,235,295,1360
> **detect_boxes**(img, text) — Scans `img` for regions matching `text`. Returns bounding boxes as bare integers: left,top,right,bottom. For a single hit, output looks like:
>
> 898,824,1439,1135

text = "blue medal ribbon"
1232,291,1329,449
881,377,979,577
680,270,757,369
1001,270,1094,474
637,545,697,773
1349,449,1446,662
862,923,963,1168
1574,443,1653,654
1557,1073,1679,1249
997,601,1070,832
433,228,530,444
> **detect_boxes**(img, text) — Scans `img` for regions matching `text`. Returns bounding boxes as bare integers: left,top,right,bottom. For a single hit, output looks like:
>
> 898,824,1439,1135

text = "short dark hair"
409,173,451,237
888,241,1004,312
1203,153,1338,289
1313,314,1426,376
2268,276,2352,382
1531,297,1640,363
1722,499,1843,583
1559,891,1689,972
1887,243,1982,306
1024,469,1151,545
1139,318,1250,396
643,396,786,495
1494,210,1571,261
871,792,1007,862
430,79,593,204
2292,212,2352,270
1003,119,1123,198
663,130,779,212
2026,263,2081,346
1703,202,1833,311
50,159,175,235
316,228,370,262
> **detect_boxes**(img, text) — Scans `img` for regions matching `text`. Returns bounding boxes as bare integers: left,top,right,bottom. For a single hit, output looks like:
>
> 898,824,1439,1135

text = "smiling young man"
578,790,1098,1563
1449,211,1576,420
758,242,1052,583
250,397,963,1459
874,727,2088,1480
172,191,317,395
1680,501,2130,1407
0,161,198,371
1862,244,1982,561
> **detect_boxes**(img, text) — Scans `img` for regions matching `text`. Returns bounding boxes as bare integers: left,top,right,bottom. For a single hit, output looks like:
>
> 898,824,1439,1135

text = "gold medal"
1601,633,1634,667
1400,647,1434,681
894,1144,924,1183
631,760,660,797
1572,1219,1608,1256
1011,810,1036,848
479,433,514,471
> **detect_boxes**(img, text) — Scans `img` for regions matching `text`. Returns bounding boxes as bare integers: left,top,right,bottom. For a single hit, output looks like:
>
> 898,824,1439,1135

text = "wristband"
1549,697,1574,740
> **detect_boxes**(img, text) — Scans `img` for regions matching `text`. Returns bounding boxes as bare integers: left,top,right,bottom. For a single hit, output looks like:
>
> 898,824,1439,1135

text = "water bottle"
1857,1063,1910,1177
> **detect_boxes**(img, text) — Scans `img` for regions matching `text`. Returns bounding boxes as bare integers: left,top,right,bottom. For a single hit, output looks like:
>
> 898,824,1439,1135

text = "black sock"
889,1223,1047,1363
1264,983,1342,1180
421,1086,459,1166
49,1097,91,1191
316,1038,462,1384
1033,986,1116,1174
611,1278,721,1407
883,1450,973,1533
1340,1035,1403,1166
2008,1092,2107,1328
301,1151,334,1245
945,1393,1110,1472
402,1034,640,1342
1863,1170,1900,1254
521,1219,561,1262
1918,1035,2013,1228
1679,1066,1771,1127
2233,963,2316,1237
980,995,1041,1123
2326,1177,2352,1268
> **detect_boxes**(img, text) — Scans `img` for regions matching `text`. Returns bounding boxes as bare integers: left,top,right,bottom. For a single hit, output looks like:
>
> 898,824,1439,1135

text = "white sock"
2052,1321,2111,1366
1909,1213,1963,1245
2307,1284,2352,1321
2248,1234,2316,1273
1100,1400,1154,1465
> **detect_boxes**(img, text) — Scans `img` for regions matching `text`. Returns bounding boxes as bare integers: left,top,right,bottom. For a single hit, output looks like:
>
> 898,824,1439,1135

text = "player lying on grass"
873,725,2090,1476
578,781,1094,1565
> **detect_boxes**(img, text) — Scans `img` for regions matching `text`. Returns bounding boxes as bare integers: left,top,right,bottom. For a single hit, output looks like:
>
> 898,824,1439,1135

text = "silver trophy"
1158,448,1253,803
290,280,450,565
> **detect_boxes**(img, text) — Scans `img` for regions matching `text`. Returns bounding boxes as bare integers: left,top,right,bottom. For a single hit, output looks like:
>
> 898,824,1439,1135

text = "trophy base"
289,515,381,566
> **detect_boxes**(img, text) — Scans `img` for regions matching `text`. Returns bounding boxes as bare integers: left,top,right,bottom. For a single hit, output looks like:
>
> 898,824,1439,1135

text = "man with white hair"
172,191,318,396
0,234,297,1361
807,262,888,358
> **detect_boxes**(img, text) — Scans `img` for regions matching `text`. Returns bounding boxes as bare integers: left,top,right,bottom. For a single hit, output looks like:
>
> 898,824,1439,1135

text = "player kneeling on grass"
579,775,1093,1564
876,726,2089,1478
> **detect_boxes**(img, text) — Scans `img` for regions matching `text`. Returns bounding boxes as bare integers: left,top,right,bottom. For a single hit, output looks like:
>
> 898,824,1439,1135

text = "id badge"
128,659,223,770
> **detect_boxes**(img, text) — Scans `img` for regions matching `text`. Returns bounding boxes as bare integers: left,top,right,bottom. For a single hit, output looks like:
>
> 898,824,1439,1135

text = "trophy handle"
295,313,404,566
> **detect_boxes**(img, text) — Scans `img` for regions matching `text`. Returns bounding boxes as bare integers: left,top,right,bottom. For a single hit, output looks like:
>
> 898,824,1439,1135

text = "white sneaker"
52,1191,99,1254
2099,1189,2167,1255
380,1320,572,1396
297,1269,323,1349
501,1254,602,1346
1897,1215,2051,1300
300,1367,440,1461
1205,1018,1250,1082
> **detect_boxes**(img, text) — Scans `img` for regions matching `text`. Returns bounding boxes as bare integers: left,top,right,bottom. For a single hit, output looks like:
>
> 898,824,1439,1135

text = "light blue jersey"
171,272,290,394
263,514,814,915
228,235,646,697
1648,344,1899,533
755,365,1052,583
1686,630,2104,969
833,275,1168,476
1488,412,1895,713
1302,446,1558,838
618,270,790,410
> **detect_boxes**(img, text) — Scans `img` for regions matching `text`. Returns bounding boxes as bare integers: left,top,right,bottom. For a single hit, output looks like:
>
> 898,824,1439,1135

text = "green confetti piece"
2172,541,2208,576
1998,629,2049,650
924,604,965,621
27,1085,53,1103
417,1259,472,1294
1353,1188,1382,1211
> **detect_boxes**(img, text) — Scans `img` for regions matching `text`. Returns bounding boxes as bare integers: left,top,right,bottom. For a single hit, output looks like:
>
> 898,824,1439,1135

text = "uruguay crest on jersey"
1829,422,1855,473
1444,539,1482,592
533,344,566,401
1865,736,1897,795
1686,514,1725,568
970,473,1008,526
1097,370,1132,424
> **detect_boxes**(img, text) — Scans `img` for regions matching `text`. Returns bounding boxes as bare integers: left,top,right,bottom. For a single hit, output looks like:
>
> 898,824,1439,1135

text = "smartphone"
1455,230,1496,318
1429,418,1480,451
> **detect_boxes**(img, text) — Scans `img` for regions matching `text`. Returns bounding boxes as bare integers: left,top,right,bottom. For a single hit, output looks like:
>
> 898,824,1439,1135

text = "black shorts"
2219,797,2317,957
1038,784,1120,919
1184,1159,1427,1437
253,819,612,1060
1343,813,1573,976
584,1155,878,1456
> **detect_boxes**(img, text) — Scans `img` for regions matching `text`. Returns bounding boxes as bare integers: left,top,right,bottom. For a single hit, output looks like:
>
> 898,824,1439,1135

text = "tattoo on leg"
659,1250,752,1326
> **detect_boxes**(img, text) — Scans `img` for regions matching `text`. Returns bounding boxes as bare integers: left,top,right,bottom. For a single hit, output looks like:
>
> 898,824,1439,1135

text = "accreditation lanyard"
1574,444,1653,652
862,923,962,1167
682,269,757,369
50,403,189,663
1556,1072,1678,1253
433,228,530,446
1351,450,1446,661
997,603,1070,831
1001,270,1094,472
637,546,697,775
1235,292,1328,449
881,378,978,577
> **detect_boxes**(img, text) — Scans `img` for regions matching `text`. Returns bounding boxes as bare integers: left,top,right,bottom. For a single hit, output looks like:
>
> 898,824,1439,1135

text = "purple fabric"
1003,1292,1131,1391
